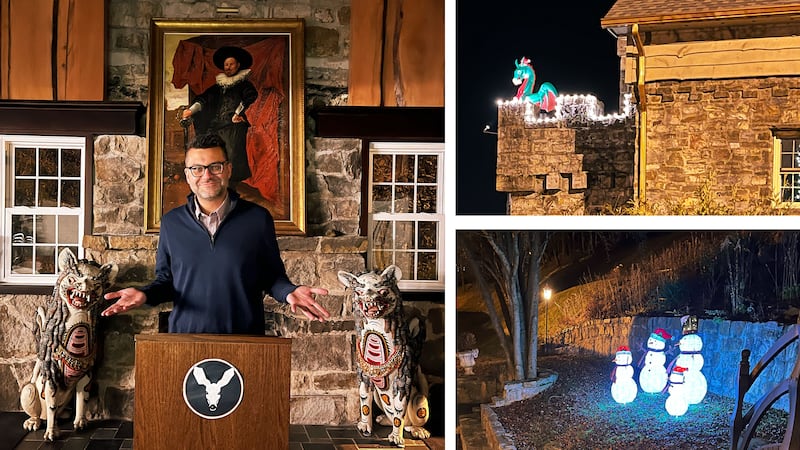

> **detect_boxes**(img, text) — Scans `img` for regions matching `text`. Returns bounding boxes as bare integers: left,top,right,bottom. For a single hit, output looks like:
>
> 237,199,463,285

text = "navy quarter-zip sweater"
140,190,296,334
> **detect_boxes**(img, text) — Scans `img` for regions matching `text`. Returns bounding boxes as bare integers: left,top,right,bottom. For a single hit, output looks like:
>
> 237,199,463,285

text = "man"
102,133,330,333
181,46,258,189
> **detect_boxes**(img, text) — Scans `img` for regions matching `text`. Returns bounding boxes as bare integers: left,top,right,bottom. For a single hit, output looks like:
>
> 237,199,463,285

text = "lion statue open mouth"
338,265,430,447
19,248,118,441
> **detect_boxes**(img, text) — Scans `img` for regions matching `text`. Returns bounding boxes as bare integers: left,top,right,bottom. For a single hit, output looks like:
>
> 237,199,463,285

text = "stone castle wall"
496,102,635,215
498,77,800,215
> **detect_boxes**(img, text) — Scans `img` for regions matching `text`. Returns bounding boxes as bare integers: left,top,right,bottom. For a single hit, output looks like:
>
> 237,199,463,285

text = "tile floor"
4,415,444,450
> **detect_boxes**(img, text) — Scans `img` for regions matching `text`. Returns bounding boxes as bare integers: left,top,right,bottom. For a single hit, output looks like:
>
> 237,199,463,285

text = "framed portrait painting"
146,19,306,235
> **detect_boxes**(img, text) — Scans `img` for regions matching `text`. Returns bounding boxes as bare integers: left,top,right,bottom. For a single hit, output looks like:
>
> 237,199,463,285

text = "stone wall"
107,0,351,106
0,0,446,426
498,77,800,216
644,77,800,214
553,316,799,411
496,102,635,215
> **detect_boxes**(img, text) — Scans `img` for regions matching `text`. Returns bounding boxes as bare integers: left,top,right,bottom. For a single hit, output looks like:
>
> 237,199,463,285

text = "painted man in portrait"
180,46,258,188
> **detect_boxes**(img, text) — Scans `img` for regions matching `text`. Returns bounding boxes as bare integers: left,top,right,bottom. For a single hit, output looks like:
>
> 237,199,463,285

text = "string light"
496,93,635,126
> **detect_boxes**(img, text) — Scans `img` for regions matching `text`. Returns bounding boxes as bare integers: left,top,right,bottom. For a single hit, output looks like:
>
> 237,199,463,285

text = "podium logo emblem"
183,358,244,419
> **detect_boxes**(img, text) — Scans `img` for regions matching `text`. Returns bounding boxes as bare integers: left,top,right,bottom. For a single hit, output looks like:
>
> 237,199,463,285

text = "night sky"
456,1,621,215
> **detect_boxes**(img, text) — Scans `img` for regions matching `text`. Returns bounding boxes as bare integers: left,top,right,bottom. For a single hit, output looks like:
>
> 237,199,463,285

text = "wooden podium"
133,334,291,449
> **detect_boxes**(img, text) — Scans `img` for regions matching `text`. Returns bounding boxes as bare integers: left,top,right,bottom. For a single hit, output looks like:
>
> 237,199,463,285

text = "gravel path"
492,354,788,450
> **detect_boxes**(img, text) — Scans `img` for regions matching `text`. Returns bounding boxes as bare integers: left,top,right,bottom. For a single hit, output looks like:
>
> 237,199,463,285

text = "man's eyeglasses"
185,161,228,177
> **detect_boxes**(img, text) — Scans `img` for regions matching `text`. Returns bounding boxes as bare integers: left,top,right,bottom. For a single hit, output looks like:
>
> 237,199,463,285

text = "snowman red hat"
669,365,687,383
651,328,672,343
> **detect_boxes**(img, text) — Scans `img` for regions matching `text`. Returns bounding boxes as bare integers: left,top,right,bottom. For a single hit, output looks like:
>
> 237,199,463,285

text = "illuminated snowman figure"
638,328,672,394
611,346,638,404
675,316,707,405
665,365,689,417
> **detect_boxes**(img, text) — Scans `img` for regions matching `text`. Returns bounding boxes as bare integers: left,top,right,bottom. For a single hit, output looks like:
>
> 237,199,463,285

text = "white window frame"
1,135,87,285
773,135,800,208
367,142,445,292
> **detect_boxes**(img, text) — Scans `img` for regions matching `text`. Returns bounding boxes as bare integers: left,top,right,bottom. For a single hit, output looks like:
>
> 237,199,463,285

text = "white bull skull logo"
193,367,236,411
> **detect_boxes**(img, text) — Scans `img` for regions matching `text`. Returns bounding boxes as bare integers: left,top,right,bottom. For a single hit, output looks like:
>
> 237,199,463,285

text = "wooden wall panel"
1,0,104,101
6,0,54,100
390,0,444,106
134,334,291,450
645,36,800,81
624,36,800,84
348,0,384,105
349,0,444,107
58,0,105,100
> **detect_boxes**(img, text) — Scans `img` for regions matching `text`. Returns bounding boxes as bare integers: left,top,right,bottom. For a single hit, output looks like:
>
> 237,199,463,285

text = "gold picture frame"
145,18,305,235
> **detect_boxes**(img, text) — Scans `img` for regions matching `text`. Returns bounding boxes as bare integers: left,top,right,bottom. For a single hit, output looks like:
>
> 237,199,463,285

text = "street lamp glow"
542,287,552,351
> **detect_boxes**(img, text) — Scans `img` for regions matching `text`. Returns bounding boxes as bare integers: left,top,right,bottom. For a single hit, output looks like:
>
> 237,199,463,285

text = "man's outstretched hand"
101,288,146,316
287,286,331,321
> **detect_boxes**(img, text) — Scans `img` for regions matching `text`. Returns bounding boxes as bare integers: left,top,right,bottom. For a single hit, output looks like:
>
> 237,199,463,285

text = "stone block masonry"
645,77,800,214
496,102,635,215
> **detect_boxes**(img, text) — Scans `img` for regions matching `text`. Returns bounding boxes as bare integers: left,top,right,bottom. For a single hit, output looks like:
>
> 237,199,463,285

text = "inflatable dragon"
512,56,558,112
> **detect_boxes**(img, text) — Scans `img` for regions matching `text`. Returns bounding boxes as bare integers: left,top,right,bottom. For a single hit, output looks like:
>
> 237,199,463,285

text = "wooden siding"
624,36,800,83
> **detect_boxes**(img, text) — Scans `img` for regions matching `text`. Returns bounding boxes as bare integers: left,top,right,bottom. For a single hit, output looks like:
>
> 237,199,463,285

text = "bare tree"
458,231,550,381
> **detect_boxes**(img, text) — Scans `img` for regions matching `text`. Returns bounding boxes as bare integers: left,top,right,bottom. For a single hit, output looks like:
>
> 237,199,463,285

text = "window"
1,135,86,284
774,133,800,207
368,142,444,291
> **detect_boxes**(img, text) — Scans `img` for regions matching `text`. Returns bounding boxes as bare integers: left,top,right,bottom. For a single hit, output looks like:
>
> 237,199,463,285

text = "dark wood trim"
0,100,145,136
402,291,444,303
313,106,444,141
0,285,54,295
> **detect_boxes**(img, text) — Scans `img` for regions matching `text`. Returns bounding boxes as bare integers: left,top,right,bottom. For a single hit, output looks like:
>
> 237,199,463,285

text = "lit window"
1,136,86,284
368,142,444,291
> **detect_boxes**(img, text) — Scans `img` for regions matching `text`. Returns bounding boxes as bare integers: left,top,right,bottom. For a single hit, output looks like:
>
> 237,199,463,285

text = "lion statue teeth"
19,248,118,441
338,265,430,447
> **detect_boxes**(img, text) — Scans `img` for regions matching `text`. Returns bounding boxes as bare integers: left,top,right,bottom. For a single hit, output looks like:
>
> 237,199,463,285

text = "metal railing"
731,324,800,450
